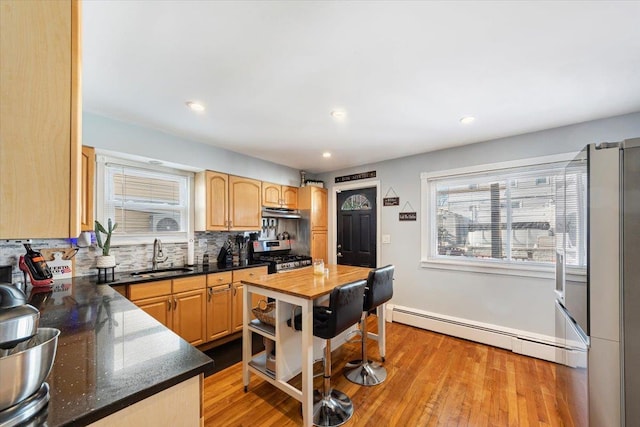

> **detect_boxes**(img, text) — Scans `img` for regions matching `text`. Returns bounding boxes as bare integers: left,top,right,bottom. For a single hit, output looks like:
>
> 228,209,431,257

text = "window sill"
110,234,188,246
420,258,555,279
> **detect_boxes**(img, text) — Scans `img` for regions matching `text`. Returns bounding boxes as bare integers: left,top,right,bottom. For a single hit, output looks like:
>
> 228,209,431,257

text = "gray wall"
84,112,302,186
317,112,640,338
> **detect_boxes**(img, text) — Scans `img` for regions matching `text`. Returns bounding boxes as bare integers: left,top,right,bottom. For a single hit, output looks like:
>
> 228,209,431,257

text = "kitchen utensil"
0,284,39,350
0,327,59,411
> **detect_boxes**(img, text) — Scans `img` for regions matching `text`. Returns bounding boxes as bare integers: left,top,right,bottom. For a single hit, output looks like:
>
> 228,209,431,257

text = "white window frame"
420,153,580,279
96,153,195,245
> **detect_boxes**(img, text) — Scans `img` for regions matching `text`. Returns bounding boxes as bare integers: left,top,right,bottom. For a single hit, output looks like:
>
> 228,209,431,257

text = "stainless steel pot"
0,284,39,350
0,327,60,411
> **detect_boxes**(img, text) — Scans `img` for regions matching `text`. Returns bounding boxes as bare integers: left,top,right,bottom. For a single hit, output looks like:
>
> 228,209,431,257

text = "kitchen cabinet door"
299,187,327,230
262,182,282,208
195,171,229,231
229,175,261,231
281,186,298,209
136,295,173,330
0,0,81,238
81,146,95,231
173,289,207,346
311,230,328,262
207,284,232,341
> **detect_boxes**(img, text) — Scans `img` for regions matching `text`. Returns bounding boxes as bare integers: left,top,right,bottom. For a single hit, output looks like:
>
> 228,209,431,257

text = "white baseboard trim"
387,304,566,364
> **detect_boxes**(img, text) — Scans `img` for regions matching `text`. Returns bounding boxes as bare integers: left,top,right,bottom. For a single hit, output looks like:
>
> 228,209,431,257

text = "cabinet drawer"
207,271,233,286
233,266,268,282
128,280,172,301
173,275,206,293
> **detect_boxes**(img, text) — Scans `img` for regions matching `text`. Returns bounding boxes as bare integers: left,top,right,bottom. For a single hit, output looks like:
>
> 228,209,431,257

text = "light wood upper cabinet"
262,182,281,207
195,172,261,231
195,171,228,231
80,146,95,231
298,186,328,230
228,175,261,231
0,0,82,238
262,182,298,209
299,187,328,261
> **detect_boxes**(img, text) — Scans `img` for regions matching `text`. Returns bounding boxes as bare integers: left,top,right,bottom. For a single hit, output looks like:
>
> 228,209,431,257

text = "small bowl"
0,328,60,411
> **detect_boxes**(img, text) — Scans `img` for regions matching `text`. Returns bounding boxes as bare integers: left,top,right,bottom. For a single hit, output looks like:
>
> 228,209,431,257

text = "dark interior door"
337,187,376,267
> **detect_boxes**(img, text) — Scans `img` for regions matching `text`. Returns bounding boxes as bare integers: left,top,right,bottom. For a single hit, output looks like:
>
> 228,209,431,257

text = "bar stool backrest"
314,279,366,340
363,265,395,312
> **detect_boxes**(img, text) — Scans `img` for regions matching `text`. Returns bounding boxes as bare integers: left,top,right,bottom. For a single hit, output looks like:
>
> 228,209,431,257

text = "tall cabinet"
0,0,82,238
298,186,328,261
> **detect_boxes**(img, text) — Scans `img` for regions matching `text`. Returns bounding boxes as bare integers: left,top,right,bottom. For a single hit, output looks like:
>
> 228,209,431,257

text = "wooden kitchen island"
241,264,379,427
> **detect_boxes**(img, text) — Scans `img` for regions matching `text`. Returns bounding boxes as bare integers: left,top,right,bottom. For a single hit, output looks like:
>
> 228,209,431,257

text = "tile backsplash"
0,231,242,285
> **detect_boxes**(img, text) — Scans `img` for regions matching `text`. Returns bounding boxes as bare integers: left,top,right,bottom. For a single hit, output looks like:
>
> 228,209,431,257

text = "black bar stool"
344,264,394,386
311,279,366,426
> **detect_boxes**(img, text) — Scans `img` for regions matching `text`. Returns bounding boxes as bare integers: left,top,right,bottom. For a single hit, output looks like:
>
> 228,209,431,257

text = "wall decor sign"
399,212,417,221
383,187,399,206
335,170,376,183
399,201,417,221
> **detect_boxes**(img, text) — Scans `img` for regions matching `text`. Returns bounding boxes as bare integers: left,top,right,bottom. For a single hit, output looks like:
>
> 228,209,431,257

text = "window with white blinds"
422,155,586,273
97,156,192,241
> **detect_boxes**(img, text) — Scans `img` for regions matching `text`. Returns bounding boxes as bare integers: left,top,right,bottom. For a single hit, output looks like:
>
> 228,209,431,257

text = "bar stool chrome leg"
313,340,353,426
344,314,387,386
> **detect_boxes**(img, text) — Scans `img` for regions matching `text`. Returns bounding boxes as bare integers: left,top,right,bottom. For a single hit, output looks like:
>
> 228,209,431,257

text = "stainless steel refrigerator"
556,137,639,426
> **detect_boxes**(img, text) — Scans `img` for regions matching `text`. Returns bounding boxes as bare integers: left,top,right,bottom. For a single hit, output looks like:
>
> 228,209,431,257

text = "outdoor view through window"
433,163,586,267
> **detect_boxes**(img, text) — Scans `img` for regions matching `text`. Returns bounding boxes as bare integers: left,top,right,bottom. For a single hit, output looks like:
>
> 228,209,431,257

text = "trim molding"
387,304,567,364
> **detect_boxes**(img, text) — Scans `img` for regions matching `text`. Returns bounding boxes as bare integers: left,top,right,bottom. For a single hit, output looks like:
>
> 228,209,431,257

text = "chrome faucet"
152,238,169,270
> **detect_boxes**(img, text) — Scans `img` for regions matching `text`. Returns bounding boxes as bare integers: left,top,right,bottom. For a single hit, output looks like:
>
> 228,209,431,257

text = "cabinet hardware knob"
173,299,177,310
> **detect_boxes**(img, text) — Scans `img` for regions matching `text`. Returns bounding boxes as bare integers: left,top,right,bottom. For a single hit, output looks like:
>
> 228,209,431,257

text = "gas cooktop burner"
0,382,49,427
254,254,313,273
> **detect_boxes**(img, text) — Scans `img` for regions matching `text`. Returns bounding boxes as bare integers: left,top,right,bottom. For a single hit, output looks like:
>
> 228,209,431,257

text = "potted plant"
95,218,117,268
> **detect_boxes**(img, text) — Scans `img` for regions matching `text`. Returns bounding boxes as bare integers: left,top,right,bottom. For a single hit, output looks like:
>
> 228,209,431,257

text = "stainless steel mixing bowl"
0,327,60,411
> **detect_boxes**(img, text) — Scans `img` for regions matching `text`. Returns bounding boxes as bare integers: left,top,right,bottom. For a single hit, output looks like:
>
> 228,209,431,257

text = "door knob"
337,252,343,257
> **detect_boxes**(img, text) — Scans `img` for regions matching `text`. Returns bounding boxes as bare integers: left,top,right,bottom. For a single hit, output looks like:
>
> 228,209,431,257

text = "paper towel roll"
187,238,194,266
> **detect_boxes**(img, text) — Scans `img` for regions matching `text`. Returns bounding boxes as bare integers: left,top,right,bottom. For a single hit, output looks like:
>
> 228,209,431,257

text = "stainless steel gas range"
249,239,312,274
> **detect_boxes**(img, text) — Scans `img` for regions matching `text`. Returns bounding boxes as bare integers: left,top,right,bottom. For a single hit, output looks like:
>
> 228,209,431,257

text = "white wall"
317,112,640,338
83,112,301,186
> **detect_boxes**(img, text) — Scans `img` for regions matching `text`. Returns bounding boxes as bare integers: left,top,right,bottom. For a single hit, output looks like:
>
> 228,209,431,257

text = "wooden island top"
241,264,371,300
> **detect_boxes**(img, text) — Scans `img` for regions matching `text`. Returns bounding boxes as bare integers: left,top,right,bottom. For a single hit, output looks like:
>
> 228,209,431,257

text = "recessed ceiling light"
460,116,475,124
322,152,332,158
186,101,205,112
331,110,346,119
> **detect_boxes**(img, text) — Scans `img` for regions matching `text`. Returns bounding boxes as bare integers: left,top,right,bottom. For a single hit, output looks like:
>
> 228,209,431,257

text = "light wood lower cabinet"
128,277,206,345
311,230,328,262
206,272,232,341
129,268,267,346
136,294,173,329
231,266,268,332
173,288,207,346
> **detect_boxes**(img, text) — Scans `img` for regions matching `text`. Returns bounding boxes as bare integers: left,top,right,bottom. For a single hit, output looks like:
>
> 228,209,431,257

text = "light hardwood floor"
203,320,585,426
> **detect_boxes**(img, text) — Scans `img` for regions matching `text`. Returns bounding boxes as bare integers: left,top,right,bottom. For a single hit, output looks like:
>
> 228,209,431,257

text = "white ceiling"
83,1,640,174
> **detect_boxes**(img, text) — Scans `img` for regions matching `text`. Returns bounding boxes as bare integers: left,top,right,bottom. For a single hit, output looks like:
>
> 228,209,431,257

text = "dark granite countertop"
26,276,215,426
97,262,269,286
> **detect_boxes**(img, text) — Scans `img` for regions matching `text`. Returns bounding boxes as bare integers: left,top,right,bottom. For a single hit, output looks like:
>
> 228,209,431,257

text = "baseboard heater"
389,305,566,364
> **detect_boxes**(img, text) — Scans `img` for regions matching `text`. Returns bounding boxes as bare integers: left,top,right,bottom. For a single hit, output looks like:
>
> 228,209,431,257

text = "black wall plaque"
335,171,376,183
399,212,417,221
383,197,400,206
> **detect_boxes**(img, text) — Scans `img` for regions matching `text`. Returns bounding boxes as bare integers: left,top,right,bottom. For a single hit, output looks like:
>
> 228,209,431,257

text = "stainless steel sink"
130,267,193,278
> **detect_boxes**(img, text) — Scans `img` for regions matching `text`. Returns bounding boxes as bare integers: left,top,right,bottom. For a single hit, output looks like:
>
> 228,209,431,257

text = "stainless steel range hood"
261,207,302,219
